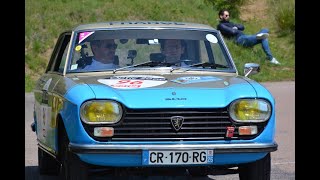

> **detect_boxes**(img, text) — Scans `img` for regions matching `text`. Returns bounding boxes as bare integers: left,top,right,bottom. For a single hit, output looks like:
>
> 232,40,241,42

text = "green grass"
25,75,35,92
25,0,295,92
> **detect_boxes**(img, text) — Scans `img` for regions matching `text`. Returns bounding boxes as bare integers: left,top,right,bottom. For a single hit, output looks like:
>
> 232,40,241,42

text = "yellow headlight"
229,99,271,122
80,100,123,124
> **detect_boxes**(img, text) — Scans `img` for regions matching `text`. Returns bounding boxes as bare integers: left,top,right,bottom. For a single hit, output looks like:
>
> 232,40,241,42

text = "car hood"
66,74,260,108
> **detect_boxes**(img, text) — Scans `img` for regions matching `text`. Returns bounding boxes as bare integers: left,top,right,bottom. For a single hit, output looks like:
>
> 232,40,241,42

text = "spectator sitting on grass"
217,9,280,65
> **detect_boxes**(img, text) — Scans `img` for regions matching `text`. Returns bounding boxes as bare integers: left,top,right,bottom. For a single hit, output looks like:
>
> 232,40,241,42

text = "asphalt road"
25,81,295,180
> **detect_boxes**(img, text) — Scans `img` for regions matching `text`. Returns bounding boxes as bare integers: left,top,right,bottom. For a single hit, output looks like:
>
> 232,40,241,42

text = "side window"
58,41,70,73
46,32,71,73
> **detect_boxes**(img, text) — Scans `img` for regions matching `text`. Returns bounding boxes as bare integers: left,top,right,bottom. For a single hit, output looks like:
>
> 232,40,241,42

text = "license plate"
142,150,214,165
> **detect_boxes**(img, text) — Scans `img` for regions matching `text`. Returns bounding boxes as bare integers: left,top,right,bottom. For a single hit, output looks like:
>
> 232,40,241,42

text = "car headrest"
150,53,165,62
113,55,119,65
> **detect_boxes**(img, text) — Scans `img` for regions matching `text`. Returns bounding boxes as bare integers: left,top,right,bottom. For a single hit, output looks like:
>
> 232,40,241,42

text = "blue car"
31,21,277,180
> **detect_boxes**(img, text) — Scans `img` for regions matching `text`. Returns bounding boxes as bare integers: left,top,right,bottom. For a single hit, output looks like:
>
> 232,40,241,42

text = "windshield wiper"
182,62,229,72
113,61,176,74
189,62,228,68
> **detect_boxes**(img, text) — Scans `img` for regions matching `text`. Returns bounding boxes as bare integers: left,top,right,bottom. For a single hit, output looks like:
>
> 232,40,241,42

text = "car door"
34,32,71,153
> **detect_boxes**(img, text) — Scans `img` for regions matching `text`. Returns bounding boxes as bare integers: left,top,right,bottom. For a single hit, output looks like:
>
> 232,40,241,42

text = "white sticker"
206,34,218,43
171,76,221,84
41,105,52,123
148,39,159,44
71,64,78,70
98,75,167,89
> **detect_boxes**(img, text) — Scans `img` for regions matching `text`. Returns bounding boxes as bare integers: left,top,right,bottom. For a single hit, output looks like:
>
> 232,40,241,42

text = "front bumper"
69,142,277,166
69,142,278,154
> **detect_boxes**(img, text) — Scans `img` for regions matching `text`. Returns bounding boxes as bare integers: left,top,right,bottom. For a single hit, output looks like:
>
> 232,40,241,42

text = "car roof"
73,21,217,32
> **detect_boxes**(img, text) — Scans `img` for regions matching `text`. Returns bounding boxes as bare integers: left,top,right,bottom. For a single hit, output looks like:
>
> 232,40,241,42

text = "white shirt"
83,58,119,71
180,61,189,67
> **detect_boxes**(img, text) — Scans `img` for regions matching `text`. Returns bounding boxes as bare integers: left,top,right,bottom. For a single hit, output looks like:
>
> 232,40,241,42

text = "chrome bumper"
69,142,278,154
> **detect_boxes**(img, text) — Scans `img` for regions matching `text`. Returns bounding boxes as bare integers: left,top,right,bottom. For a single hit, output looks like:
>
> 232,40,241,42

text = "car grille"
83,108,266,141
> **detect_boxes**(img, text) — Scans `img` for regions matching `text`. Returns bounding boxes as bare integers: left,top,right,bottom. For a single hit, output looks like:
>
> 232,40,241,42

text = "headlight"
229,99,271,122
80,100,123,124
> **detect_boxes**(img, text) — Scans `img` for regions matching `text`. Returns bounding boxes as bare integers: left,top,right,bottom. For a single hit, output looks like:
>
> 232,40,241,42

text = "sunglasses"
164,45,182,50
103,43,118,49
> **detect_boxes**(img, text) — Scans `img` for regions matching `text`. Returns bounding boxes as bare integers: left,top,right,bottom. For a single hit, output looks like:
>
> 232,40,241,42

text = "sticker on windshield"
148,39,159,44
98,75,167,89
206,34,218,43
171,76,221,84
75,45,82,51
79,31,94,43
71,64,78,70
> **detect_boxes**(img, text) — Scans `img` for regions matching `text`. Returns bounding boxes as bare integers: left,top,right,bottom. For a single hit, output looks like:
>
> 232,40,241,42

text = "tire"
38,147,60,175
59,127,89,180
187,167,208,177
238,153,271,180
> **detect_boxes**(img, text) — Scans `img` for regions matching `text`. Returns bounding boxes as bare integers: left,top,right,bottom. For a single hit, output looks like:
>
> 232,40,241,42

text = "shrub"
268,0,295,33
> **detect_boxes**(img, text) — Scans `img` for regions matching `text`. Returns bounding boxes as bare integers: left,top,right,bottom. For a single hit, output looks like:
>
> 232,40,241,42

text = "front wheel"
238,153,271,180
59,127,89,180
38,147,60,175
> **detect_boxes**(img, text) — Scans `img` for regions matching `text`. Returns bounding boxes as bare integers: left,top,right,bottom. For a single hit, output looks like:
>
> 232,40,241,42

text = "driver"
83,39,119,70
160,39,188,66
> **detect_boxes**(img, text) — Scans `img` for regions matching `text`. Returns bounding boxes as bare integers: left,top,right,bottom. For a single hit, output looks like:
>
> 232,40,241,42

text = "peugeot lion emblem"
171,116,184,131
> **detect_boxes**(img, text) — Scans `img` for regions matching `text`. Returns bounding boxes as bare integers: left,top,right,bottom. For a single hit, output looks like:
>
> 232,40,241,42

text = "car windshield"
67,29,235,73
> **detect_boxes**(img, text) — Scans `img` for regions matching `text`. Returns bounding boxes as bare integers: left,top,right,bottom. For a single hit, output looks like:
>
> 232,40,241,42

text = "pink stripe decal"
79,31,94,43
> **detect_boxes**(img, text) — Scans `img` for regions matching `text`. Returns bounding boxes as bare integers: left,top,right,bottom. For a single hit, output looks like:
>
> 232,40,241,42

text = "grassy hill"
25,0,295,92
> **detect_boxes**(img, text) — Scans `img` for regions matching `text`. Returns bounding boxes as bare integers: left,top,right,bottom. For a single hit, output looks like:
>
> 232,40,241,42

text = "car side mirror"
127,50,137,65
128,50,137,59
244,63,260,77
